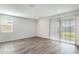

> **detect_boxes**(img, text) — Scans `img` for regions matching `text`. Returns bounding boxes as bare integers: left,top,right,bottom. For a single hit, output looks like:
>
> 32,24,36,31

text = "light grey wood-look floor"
0,37,79,54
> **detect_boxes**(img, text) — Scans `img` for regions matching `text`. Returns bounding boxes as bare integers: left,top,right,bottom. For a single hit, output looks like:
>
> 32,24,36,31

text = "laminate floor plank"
0,37,79,54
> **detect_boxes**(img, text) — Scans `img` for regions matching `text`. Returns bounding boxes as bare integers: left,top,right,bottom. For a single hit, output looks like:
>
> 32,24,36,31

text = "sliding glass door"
50,16,76,44
60,17,76,44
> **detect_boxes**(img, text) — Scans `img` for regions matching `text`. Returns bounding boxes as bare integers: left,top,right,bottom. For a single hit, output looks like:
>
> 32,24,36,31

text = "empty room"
0,4,79,54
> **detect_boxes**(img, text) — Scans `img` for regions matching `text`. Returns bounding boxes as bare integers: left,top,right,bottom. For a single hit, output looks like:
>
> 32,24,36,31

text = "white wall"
37,18,49,39
0,14,37,42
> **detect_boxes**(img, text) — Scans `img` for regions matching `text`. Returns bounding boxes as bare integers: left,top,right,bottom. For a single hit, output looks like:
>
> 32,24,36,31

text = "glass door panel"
50,17,76,44
50,19,60,40
60,19,75,44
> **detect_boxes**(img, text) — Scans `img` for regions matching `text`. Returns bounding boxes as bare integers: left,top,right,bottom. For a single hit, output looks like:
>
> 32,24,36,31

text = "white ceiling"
0,4,79,19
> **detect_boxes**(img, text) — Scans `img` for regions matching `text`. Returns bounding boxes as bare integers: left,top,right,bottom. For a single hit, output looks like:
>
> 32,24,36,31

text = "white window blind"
1,20,13,32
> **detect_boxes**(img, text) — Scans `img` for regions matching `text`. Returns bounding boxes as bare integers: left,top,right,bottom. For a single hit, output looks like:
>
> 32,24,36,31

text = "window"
1,20,13,32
